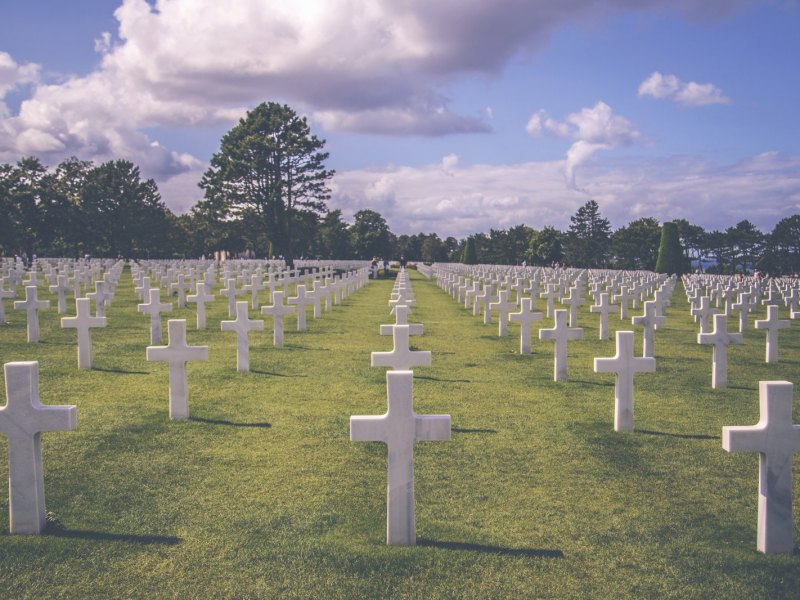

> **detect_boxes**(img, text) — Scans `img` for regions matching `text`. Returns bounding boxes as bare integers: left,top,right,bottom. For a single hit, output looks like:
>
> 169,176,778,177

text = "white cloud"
527,102,641,189
0,1,752,174
329,152,800,239
441,153,459,170
0,51,39,117
638,71,731,106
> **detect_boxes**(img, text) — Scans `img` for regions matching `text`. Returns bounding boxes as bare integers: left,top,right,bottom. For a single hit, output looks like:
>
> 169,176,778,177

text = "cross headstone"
539,309,583,381
260,290,296,347
614,285,634,320
137,287,173,345
288,284,314,331
731,291,751,332
561,287,586,327
697,313,742,388
722,381,800,553
509,297,543,354
754,305,790,363
14,286,50,343
590,292,618,340
631,300,666,358
594,331,656,432
146,319,209,420
49,274,73,314
186,281,215,330
0,277,16,323
221,301,264,372
60,297,107,369
691,296,716,334
173,274,191,309
350,370,450,545
220,278,241,318
489,289,517,336
380,305,423,336
371,325,432,371
1,361,77,534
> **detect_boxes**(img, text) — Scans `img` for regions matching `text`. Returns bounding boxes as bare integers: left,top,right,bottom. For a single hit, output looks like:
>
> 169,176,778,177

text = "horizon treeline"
2,155,799,275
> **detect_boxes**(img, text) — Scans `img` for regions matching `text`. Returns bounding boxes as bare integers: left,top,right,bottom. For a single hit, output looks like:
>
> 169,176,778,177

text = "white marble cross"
138,287,173,345
134,276,151,302
539,309,583,381
49,274,73,314
1,361,77,534
380,305,423,336
146,319,208,420
61,297,107,369
490,289,516,336
260,290,296,347
594,331,655,432
561,287,586,327
221,301,264,371
631,300,666,358
540,284,560,319
14,285,50,343
288,284,314,331
697,313,742,388
173,274,192,309
86,280,108,317
723,380,800,553
614,286,634,320
691,296,716,334
372,325,432,371
0,277,16,323
186,281,215,330
509,297,543,354
220,277,241,317
244,274,265,309
754,305,790,363
731,292,751,332
350,370,450,545
590,292,618,340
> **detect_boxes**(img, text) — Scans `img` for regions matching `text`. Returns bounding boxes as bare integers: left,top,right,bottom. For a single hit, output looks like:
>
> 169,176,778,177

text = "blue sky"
1,0,798,238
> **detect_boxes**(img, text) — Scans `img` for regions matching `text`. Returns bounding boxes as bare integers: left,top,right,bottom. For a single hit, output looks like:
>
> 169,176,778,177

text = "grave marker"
539,309,583,381
1,361,77,534
350,370,450,545
146,320,208,420
372,325,431,371
13,286,50,343
754,305,790,363
60,297,107,369
697,313,742,388
594,331,655,432
723,381,800,553
221,301,264,371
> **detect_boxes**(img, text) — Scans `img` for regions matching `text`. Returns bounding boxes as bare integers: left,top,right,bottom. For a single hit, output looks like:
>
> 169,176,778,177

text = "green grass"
0,268,799,598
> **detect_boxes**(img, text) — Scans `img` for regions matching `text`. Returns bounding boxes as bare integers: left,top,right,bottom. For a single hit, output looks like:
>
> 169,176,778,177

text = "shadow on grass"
452,427,498,434
416,375,470,383
417,538,563,558
45,527,181,546
190,416,272,428
250,369,307,378
728,385,758,391
638,429,719,441
92,366,149,375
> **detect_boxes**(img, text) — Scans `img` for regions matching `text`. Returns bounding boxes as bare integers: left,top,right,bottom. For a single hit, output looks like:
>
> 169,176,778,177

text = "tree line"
1,102,798,274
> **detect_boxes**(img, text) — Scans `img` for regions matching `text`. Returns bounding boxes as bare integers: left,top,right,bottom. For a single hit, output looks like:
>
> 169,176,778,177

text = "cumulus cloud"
0,51,39,117
329,152,800,238
638,71,731,106
527,102,641,189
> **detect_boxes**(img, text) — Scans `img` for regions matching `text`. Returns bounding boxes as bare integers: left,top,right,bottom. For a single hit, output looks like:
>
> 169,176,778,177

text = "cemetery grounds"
1,267,799,598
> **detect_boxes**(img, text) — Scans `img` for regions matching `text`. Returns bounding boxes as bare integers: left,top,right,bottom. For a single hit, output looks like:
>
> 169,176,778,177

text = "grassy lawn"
0,267,799,598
